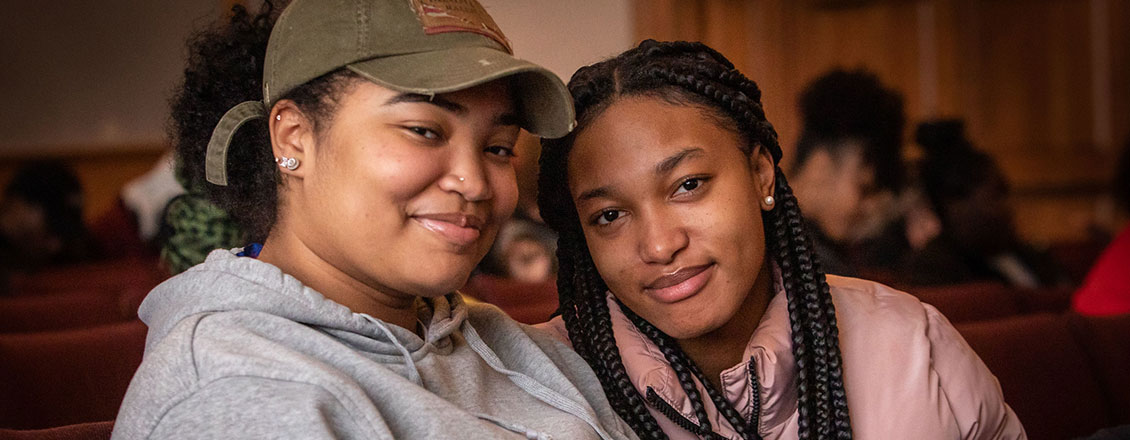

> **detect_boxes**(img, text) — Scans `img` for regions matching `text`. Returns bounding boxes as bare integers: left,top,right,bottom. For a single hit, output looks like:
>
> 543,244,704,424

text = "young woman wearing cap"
112,2,636,439
536,40,1026,439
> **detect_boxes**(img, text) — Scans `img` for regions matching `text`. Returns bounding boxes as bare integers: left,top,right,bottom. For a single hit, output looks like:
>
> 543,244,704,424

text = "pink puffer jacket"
540,275,1026,439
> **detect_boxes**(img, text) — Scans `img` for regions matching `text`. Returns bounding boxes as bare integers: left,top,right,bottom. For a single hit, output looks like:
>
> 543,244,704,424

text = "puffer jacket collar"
607,271,796,439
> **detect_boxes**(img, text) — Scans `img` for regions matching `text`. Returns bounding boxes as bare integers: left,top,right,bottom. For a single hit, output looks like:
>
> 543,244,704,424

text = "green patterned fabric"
160,194,245,274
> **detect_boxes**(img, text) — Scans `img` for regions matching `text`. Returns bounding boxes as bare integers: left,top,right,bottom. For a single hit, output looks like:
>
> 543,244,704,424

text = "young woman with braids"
536,40,1025,439
112,1,638,439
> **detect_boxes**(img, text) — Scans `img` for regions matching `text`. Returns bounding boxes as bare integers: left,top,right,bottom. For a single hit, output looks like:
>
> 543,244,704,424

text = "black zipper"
646,387,729,440
747,357,762,439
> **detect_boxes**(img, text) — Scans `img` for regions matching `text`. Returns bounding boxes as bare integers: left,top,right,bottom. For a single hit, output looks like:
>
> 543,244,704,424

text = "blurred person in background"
1073,137,1130,315
788,69,906,276
904,119,1068,288
0,160,98,280
463,216,561,324
479,217,557,284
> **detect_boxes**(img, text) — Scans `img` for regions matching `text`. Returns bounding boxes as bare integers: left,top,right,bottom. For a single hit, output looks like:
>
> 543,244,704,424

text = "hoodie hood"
139,249,467,356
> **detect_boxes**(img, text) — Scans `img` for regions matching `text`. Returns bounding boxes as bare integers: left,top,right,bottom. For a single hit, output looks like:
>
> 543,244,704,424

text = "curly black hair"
794,69,905,192
169,1,359,242
914,119,1002,223
538,40,852,440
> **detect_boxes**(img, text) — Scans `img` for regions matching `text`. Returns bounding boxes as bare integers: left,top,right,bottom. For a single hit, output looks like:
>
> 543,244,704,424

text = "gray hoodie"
112,250,638,440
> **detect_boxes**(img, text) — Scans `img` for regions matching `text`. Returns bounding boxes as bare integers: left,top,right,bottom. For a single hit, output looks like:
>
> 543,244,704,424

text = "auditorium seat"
910,282,1022,322
5,258,165,297
1014,285,1075,314
461,274,559,325
956,313,1118,440
1069,313,1130,423
0,289,142,333
0,321,146,429
0,421,113,440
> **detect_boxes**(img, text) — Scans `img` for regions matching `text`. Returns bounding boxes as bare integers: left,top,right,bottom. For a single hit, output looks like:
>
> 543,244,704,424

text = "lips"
412,213,485,247
643,264,715,304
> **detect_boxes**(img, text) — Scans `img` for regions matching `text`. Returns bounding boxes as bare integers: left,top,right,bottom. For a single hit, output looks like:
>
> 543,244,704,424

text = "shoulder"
825,275,934,329
825,276,1025,438
115,375,386,439
825,274,970,369
117,311,369,438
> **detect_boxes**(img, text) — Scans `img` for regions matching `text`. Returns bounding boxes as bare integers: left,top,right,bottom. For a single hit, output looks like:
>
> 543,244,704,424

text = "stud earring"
275,115,282,121
764,195,775,206
276,156,300,171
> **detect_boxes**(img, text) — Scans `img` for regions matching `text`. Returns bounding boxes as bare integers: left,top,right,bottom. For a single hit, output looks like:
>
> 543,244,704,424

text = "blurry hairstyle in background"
0,160,96,268
915,119,1005,226
794,69,905,192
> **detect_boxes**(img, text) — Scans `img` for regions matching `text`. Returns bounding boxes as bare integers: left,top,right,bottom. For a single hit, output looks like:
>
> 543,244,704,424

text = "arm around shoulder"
133,376,392,440
924,305,1027,439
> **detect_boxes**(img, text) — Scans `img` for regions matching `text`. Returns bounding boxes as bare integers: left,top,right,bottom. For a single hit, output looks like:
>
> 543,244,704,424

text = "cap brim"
347,46,575,138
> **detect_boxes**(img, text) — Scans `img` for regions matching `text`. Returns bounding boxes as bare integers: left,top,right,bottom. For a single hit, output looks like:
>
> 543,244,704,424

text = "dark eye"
485,145,516,158
596,210,622,225
675,178,702,194
407,126,440,140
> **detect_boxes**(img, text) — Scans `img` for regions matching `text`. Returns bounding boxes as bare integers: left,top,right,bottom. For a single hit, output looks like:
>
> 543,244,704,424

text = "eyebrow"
384,92,521,127
655,148,704,175
385,93,465,113
576,147,706,202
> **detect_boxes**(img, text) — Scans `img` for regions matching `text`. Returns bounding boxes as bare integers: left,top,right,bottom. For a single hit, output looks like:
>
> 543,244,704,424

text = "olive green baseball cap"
206,0,575,186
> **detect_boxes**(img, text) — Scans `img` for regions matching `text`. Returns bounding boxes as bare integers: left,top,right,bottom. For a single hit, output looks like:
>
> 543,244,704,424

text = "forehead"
567,97,743,192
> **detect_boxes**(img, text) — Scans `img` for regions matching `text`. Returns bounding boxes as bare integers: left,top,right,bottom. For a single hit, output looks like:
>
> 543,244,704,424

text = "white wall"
0,0,633,155
481,0,633,83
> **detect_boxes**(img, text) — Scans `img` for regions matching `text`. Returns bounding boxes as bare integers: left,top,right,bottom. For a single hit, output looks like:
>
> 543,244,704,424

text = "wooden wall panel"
1112,0,1130,150
631,0,1128,243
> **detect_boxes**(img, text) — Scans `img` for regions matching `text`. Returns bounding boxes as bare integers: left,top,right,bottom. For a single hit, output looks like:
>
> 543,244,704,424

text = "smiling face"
567,96,777,339
278,79,520,302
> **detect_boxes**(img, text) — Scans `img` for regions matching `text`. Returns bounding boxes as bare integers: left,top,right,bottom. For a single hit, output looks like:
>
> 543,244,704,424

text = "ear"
749,145,777,211
269,100,316,180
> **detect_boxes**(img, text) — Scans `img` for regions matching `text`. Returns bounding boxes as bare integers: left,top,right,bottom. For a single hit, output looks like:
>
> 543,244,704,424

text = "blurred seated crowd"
1,68,1128,440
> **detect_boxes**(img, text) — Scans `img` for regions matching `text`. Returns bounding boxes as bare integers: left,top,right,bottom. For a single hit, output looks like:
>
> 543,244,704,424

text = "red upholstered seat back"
0,289,142,333
1069,313,1130,423
0,420,113,440
956,313,1111,440
910,282,1022,322
0,321,146,429
461,274,559,325
5,258,165,297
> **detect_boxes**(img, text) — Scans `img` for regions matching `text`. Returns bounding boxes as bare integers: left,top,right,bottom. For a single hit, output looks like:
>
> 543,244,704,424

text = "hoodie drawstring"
358,313,423,386
461,321,618,440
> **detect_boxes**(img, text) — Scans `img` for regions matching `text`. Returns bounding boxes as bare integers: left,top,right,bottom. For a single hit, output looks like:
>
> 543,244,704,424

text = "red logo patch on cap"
409,0,513,54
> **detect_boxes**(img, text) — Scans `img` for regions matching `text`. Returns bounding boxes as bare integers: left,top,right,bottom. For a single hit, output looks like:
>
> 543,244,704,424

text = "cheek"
487,165,519,218
583,231,636,292
313,147,441,221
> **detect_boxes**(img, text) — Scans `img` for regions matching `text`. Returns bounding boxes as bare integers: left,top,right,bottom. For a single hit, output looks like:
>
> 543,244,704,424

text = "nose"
637,209,688,265
438,148,492,202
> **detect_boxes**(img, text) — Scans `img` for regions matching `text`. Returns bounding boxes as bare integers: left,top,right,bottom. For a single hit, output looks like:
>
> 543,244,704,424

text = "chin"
653,302,733,340
398,260,476,298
